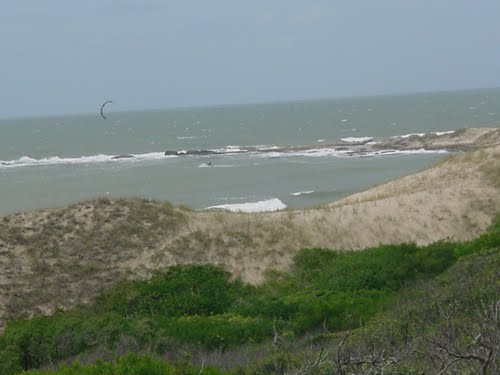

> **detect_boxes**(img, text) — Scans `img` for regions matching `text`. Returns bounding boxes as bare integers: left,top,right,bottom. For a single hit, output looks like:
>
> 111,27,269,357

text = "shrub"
97,265,241,317
2,220,498,373
22,353,228,375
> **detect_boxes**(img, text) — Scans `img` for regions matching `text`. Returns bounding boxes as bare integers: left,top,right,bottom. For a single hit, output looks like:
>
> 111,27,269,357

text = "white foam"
248,141,450,159
293,149,349,158
317,139,325,143
0,152,175,169
283,147,447,159
205,198,287,213
363,149,449,157
226,145,243,152
391,133,425,139
341,118,349,122
211,144,277,154
131,152,172,161
290,190,314,196
210,145,245,154
255,145,278,151
391,130,455,139
340,137,373,143
433,130,455,136
261,149,339,158
253,148,352,159
256,151,285,158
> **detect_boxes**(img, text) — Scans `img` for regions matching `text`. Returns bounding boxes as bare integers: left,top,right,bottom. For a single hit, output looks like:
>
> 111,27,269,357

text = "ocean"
0,88,499,217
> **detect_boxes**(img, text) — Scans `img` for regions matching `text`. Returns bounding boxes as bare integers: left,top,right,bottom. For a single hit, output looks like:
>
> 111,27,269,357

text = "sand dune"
0,128,498,330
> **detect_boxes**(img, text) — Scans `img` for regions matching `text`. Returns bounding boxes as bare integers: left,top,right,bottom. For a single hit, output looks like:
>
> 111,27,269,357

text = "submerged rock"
111,154,134,159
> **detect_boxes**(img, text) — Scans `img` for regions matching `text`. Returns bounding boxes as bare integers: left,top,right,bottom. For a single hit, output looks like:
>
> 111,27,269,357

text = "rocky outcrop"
372,128,500,151
106,128,499,161
163,128,500,157
111,154,134,159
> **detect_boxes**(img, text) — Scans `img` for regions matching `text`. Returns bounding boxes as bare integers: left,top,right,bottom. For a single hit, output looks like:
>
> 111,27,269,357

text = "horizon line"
1,86,499,121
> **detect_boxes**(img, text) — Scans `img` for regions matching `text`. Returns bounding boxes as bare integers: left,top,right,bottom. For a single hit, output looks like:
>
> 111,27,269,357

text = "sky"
1,1,499,118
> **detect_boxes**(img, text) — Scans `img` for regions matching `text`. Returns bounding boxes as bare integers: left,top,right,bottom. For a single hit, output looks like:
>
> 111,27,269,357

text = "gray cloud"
1,1,499,117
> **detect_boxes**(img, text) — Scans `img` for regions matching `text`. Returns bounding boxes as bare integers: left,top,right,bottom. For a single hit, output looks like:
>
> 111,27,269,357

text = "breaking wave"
204,198,287,213
391,130,455,139
0,152,174,169
290,190,315,196
0,130,456,170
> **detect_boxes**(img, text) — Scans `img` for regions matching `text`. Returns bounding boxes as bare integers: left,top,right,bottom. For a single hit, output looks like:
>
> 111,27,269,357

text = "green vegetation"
1,215,498,374
21,353,226,375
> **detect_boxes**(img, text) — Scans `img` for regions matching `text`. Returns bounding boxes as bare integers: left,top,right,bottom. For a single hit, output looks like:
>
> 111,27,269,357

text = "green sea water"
0,88,499,216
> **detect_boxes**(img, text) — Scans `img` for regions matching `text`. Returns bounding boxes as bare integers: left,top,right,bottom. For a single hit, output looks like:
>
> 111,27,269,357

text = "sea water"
0,88,499,216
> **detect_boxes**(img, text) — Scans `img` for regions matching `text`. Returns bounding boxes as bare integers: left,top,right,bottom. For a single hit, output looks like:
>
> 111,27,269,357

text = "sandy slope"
0,128,499,330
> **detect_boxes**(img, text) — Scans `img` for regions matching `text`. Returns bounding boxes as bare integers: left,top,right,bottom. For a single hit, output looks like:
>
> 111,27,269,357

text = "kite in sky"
100,100,113,120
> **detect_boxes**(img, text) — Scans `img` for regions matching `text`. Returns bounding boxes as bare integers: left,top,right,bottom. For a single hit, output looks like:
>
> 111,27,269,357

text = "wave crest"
205,198,287,213
0,152,173,169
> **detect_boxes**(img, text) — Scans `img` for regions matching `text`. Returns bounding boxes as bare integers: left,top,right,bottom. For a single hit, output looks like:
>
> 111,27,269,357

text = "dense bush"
237,241,457,332
0,311,128,371
455,213,500,257
22,353,227,375
1,216,498,374
157,314,270,349
96,265,243,317
338,248,500,374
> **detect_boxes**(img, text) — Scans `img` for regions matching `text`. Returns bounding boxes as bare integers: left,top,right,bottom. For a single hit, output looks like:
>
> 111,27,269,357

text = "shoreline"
0,128,499,329
162,127,500,158
1,127,498,170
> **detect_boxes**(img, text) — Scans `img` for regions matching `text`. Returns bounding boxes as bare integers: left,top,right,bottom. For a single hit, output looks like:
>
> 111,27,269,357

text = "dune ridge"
0,127,499,330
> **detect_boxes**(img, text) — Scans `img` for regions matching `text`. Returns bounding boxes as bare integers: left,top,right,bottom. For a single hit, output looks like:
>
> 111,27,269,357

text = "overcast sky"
1,1,499,118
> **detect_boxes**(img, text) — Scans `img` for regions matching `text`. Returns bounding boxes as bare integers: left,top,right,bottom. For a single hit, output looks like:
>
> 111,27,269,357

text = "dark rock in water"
111,154,134,160
164,150,178,156
186,149,219,155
